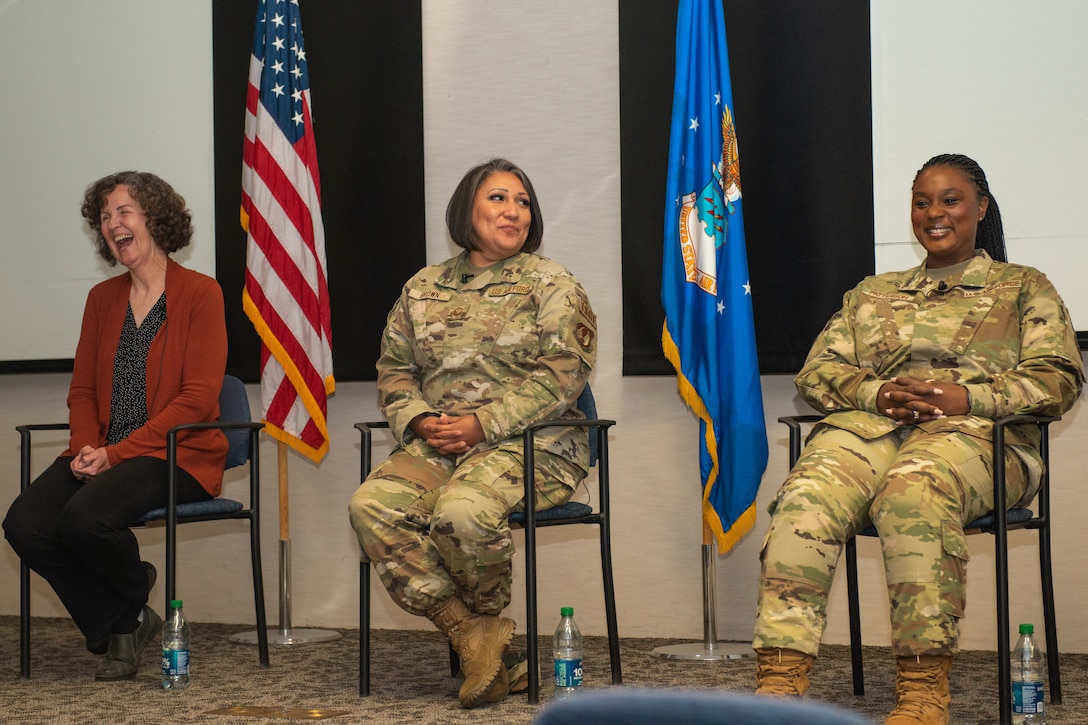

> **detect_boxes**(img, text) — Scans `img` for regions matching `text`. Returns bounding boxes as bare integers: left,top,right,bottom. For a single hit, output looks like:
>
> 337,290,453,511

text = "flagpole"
231,441,340,646
652,522,753,662
234,0,335,650
656,0,763,665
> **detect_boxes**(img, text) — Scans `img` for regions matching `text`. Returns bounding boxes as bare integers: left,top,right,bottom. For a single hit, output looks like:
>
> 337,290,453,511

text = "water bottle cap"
170,599,183,608
1019,623,1034,634
561,607,574,616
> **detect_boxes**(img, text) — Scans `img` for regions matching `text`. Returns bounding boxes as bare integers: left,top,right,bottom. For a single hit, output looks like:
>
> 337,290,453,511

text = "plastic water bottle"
553,606,583,700
1011,623,1048,723
161,599,191,690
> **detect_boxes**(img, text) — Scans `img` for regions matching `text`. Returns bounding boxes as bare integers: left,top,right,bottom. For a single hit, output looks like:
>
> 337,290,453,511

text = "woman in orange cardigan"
4,171,228,681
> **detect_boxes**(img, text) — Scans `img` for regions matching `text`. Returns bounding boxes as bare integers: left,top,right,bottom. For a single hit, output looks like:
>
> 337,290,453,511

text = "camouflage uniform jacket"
795,250,1084,451
377,250,598,470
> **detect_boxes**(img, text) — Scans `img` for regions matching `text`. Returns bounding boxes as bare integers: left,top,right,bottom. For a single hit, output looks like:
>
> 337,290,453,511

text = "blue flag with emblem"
661,0,768,554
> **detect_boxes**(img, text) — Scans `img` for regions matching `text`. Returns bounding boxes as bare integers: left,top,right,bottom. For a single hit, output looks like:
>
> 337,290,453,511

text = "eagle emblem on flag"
677,106,741,299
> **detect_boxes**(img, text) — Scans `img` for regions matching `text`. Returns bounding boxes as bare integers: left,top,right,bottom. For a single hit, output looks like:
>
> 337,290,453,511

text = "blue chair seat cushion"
137,498,244,523
508,501,593,525
858,507,1033,537
963,507,1034,529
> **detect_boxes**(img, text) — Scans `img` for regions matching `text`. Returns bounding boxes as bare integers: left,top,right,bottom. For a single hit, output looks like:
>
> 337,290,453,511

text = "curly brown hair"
80,171,193,266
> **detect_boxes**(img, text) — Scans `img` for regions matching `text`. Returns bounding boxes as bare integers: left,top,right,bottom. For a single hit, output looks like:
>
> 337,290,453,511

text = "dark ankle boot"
94,606,162,681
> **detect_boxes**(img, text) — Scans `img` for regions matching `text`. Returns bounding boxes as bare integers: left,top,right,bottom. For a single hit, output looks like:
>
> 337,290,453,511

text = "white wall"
871,0,1088,312
0,0,217,362
2,0,1088,657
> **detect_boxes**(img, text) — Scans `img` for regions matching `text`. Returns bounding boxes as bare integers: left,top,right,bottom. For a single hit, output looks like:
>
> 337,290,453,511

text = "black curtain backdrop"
620,0,875,376
212,1,426,383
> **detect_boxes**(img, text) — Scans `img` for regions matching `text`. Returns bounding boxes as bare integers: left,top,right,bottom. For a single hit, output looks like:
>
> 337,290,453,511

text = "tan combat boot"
885,655,952,725
754,647,816,696
428,597,516,708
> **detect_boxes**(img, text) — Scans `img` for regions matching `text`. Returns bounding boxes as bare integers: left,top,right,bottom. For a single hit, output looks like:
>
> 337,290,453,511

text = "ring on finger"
913,409,919,420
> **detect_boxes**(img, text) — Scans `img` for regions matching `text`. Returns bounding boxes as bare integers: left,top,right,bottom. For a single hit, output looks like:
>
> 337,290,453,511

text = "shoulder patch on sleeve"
576,290,597,329
574,289,597,351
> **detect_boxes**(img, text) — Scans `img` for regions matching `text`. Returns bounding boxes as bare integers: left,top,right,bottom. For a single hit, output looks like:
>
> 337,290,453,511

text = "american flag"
241,0,334,463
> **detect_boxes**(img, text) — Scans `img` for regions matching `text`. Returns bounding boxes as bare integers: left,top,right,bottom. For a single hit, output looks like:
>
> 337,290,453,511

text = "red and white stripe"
241,44,334,463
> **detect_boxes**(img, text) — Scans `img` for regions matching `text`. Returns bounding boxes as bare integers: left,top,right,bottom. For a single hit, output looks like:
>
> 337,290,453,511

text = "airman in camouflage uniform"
349,159,597,708
349,159,600,707
350,249,596,616
754,249,1083,665
755,153,1085,723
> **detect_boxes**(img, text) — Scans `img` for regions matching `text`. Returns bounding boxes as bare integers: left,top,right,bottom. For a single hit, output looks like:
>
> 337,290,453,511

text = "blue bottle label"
1013,681,1044,714
554,658,583,688
162,648,190,676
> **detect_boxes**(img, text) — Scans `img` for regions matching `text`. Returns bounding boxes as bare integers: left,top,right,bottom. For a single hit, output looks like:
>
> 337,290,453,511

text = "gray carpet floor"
1,616,1086,724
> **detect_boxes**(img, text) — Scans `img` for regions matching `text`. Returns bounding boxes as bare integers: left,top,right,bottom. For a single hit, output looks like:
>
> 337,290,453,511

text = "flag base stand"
652,641,753,661
652,543,753,662
231,626,342,647
231,539,340,647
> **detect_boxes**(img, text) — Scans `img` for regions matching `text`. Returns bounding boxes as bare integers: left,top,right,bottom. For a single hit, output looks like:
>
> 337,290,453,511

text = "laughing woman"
4,171,228,680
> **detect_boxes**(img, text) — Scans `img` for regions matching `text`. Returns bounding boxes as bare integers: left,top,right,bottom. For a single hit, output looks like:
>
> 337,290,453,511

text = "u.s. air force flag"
661,0,768,554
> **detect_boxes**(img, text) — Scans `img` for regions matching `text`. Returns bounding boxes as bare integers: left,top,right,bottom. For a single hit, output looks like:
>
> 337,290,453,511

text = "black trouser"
3,456,210,648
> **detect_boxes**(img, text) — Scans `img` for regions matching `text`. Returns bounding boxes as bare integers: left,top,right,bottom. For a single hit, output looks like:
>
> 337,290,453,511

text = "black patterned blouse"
106,293,167,445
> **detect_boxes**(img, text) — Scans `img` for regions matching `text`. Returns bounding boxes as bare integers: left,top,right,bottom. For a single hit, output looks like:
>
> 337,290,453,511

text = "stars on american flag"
255,0,311,138
243,0,333,462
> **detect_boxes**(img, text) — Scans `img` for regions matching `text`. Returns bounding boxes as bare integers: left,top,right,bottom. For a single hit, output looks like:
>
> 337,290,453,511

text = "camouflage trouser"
348,445,581,617
753,423,1037,657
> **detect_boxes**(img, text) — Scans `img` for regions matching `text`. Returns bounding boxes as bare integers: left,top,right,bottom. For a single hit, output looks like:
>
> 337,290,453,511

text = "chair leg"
845,536,864,696
360,561,370,696
996,518,1013,725
250,516,269,668
448,643,460,677
1038,524,1061,704
20,559,30,679
524,521,540,705
599,520,622,684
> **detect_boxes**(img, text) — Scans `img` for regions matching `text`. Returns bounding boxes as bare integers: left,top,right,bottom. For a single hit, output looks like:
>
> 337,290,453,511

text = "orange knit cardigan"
65,259,229,496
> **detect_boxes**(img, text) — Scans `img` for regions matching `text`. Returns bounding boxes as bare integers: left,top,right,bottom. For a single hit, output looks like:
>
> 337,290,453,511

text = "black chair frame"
355,406,621,704
16,377,270,677
779,413,1061,725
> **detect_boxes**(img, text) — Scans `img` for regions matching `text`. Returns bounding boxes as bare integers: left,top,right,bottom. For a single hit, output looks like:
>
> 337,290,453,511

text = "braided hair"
914,153,1006,262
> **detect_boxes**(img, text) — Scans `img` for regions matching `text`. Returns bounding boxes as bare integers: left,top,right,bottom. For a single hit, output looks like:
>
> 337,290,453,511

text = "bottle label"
1013,681,1044,714
554,658,583,688
162,648,190,676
